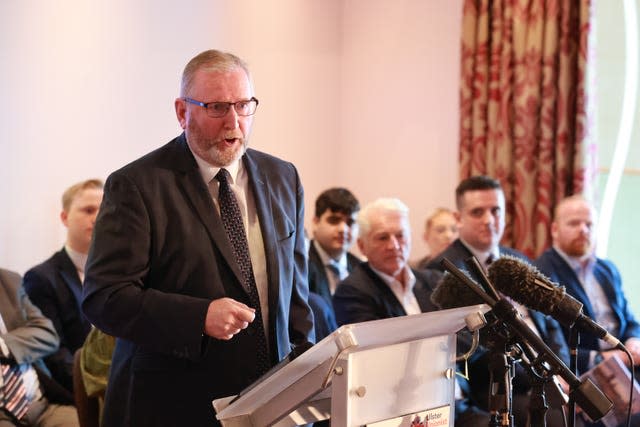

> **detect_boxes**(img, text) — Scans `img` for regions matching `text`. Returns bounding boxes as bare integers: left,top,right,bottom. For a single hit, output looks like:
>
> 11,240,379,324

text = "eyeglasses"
183,97,259,118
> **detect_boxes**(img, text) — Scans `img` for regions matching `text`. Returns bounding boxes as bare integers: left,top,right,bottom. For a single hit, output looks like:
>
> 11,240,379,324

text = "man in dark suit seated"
427,175,569,426
333,197,440,324
0,268,79,426
23,179,102,397
426,176,526,273
307,187,360,340
81,49,313,427
332,198,488,427
535,195,640,375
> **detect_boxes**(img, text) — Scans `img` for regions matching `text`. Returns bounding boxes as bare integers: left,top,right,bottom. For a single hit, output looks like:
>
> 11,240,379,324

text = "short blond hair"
62,179,104,211
180,49,251,97
425,207,454,232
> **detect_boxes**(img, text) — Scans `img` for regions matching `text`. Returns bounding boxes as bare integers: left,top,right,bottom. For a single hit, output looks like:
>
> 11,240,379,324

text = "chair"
73,349,101,427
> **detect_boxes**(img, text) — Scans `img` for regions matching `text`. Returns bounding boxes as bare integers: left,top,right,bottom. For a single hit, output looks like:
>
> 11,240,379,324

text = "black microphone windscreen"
487,256,582,326
431,270,486,310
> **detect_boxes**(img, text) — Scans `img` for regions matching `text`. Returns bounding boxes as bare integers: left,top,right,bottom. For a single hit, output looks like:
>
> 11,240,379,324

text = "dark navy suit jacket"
307,240,361,306
82,135,314,427
23,247,91,395
332,262,441,326
535,247,640,373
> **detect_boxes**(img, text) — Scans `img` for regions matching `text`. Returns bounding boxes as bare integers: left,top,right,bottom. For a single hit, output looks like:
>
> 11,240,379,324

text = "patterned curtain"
459,0,596,258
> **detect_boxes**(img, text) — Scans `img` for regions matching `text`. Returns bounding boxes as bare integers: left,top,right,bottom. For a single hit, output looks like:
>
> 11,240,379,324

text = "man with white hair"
332,198,440,324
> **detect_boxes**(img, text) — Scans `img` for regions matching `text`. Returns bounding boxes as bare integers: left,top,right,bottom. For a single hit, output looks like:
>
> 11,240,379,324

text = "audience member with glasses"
81,49,314,427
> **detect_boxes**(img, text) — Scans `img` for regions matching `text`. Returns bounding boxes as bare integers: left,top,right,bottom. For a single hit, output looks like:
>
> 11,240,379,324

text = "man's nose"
222,107,240,129
481,210,494,224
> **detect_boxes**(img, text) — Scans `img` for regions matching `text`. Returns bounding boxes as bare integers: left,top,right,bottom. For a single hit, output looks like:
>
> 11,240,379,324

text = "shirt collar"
189,145,242,185
313,240,348,269
459,238,500,266
64,245,88,273
370,264,416,292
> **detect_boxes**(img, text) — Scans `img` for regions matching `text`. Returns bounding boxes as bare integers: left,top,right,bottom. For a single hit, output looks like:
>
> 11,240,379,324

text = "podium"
213,305,488,427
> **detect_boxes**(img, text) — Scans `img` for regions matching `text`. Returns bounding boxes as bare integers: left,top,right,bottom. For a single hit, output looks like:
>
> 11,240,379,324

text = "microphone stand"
518,341,560,427
568,327,579,427
440,258,613,425
528,375,550,427
487,342,516,426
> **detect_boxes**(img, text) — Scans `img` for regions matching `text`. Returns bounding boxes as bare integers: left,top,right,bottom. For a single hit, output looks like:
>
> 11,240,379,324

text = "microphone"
435,258,613,421
430,270,488,310
487,256,622,349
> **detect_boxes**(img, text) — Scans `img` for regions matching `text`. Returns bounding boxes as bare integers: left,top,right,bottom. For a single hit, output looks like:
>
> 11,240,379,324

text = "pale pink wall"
337,1,462,260
0,0,462,273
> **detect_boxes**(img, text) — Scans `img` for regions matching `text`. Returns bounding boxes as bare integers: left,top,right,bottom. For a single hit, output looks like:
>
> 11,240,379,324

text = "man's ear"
175,98,187,129
60,210,69,227
550,221,559,241
357,237,366,255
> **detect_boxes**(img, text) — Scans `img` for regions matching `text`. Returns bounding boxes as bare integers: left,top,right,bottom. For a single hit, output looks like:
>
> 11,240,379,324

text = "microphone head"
431,270,486,310
487,255,582,326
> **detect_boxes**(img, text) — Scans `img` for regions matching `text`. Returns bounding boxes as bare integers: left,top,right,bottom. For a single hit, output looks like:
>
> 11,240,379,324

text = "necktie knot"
215,168,231,185
326,261,340,277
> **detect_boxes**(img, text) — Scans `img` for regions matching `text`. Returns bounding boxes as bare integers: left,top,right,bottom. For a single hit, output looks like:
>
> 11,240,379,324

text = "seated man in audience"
413,207,458,269
332,198,487,427
307,188,361,341
23,179,103,397
427,175,569,426
0,268,79,426
333,197,440,324
426,176,525,273
535,195,640,375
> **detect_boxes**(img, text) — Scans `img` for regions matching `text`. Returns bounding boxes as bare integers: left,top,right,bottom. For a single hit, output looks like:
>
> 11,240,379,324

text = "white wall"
0,0,463,273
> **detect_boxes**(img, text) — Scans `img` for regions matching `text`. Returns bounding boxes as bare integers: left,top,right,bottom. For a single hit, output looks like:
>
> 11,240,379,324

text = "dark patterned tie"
1,363,30,420
215,169,271,376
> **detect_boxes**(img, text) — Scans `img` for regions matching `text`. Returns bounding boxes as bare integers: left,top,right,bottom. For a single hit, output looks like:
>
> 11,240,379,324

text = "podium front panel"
331,334,455,426
214,305,488,426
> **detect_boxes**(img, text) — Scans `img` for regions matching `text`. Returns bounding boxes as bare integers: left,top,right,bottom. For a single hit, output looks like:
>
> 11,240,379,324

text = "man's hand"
204,298,256,340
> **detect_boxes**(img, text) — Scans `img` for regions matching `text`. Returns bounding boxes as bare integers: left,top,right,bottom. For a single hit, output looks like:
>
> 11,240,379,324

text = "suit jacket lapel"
362,264,406,317
172,136,245,289
243,152,280,307
55,249,84,311
413,285,432,313
592,261,620,320
551,249,596,318
308,243,330,299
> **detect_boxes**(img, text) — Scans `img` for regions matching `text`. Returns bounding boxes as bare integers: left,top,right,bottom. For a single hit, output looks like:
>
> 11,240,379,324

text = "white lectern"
213,305,488,427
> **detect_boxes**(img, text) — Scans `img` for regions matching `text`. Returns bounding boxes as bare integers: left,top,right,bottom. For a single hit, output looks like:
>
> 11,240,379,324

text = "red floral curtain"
459,0,596,258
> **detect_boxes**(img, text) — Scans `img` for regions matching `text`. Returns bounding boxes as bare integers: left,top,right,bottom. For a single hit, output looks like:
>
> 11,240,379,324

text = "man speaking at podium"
82,49,314,427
